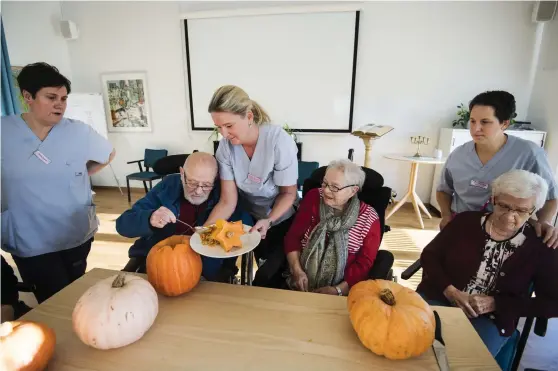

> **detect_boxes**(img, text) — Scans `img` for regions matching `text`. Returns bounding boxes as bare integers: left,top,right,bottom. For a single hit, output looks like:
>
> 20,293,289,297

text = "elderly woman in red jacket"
417,169,558,357
284,159,381,296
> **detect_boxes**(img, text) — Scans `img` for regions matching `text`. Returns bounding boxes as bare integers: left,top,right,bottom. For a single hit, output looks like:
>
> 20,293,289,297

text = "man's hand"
150,206,176,228
439,215,452,230
250,218,272,239
292,269,308,292
469,294,496,315
313,286,338,295
443,286,478,318
533,221,558,249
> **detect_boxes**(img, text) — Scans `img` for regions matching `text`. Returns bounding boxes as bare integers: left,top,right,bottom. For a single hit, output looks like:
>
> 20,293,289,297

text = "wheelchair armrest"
401,259,422,280
15,282,35,293
122,258,145,273
534,317,548,337
368,250,395,280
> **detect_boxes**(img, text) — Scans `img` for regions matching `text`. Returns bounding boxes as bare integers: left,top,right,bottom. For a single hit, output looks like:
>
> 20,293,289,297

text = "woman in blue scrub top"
437,90,558,247
204,85,299,288
1,63,115,303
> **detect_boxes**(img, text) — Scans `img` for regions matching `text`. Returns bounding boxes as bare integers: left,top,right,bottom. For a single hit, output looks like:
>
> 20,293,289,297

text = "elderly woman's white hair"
491,170,548,211
327,159,366,189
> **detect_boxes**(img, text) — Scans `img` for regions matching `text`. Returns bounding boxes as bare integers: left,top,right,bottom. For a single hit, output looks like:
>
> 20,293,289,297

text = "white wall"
60,1,202,188
1,1,73,80
300,1,539,201
528,20,558,175
1,1,543,201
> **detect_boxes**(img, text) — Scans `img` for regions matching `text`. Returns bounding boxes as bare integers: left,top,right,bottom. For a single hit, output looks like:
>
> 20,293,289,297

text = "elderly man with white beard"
117,152,252,280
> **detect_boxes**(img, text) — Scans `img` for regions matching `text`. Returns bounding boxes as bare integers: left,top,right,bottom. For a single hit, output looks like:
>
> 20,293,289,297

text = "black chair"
401,261,548,371
122,155,189,275
1,256,33,319
126,149,168,203
304,165,394,277
255,164,395,287
153,153,190,176
122,151,241,283
303,166,393,238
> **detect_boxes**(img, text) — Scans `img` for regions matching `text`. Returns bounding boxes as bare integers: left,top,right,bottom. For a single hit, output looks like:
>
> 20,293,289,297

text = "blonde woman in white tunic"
204,85,299,288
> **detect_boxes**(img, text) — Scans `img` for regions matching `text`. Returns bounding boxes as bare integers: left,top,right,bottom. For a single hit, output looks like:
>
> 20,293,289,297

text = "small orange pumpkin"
0,320,56,371
347,280,435,360
212,220,244,252
147,235,202,296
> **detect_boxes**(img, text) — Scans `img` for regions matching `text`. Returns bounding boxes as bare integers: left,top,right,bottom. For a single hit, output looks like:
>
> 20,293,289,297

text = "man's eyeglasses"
184,181,214,192
493,201,535,218
321,181,357,193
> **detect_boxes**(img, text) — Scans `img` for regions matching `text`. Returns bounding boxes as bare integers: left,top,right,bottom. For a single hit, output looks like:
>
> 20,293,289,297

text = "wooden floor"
3,187,556,370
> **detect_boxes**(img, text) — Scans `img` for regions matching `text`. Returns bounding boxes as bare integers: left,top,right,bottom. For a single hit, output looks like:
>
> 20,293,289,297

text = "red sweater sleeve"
284,188,319,254
344,218,381,287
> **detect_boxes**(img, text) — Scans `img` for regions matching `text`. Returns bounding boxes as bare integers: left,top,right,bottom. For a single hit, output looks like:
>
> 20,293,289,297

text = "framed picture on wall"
101,72,152,132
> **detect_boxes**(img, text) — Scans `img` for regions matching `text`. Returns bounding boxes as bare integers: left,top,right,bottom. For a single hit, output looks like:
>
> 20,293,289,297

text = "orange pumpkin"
147,235,202,296
347,280,435,360
212,220,244,252
0,320,56,371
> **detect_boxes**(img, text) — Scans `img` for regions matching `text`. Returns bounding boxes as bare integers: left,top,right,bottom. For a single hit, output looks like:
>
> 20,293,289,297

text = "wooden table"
384,154,446,229
22,268,499,370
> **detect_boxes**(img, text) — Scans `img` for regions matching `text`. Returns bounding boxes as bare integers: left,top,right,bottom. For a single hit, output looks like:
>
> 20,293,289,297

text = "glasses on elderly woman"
493,201,535,218
321,181,357,193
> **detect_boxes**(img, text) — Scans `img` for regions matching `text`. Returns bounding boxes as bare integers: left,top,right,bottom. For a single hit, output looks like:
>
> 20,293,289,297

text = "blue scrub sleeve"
86,125,113,163
437,151,455,195
529,148,558,200
272,130,298,187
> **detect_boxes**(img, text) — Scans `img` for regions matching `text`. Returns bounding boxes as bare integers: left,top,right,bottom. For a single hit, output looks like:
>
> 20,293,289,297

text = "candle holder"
410,136,430,157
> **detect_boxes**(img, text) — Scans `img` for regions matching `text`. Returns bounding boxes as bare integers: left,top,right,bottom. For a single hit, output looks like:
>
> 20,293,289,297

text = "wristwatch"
335,286,343,296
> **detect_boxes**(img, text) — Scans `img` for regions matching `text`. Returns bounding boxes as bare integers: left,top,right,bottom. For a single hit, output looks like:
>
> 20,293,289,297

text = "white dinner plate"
190,224,261,258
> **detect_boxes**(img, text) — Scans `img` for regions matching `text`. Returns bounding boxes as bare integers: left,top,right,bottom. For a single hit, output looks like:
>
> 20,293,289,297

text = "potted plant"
452,104,470,129
452,103,517,129
209,127,221,154
283,123,302,160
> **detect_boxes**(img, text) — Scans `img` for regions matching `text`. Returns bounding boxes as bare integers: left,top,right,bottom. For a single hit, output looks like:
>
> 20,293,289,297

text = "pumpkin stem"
379,289,396,306
112,274,126,288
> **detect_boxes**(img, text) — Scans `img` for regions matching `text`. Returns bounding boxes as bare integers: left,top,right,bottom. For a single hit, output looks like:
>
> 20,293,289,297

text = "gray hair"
491,170,548,211
326,159,366,189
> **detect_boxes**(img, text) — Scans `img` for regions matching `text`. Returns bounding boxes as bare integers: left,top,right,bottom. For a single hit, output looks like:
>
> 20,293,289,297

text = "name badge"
248,173,262,183
470,179,489,189
34,150,51,164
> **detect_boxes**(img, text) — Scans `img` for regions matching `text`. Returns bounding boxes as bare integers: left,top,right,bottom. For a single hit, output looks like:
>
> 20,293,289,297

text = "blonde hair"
208,85,270,125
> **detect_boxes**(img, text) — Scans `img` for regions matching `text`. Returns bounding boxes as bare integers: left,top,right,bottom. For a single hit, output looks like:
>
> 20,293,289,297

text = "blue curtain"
1,18,21,116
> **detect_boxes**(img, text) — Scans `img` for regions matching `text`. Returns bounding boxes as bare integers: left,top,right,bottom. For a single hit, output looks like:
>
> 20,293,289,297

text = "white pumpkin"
72,273,158,349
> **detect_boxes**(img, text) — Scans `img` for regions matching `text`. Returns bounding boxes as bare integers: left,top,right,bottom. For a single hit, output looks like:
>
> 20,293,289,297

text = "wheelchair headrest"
304,165,384,193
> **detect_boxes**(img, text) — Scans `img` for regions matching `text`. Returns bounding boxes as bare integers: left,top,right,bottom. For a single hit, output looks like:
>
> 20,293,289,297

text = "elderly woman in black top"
418,170,558,358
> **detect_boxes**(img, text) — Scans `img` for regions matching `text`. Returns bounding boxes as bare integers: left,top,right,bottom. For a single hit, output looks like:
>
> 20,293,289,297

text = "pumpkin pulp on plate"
204,219,245,252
